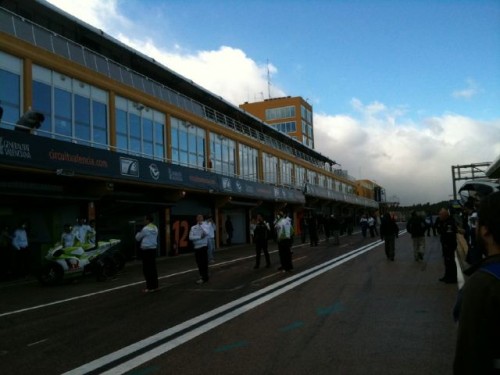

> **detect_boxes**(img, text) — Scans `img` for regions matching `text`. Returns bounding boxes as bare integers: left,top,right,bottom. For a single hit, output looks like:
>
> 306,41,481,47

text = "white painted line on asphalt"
0,242,311,318
27,338,48,347
0,268,196,318
63,241,382,375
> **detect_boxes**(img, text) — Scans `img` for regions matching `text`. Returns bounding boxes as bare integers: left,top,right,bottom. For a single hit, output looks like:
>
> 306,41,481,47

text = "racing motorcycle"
37,239,124,285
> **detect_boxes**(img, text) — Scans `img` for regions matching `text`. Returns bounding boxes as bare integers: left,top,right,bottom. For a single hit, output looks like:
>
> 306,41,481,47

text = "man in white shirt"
135,215,159,292
61,224,76,248
189,214,209,284
72,218,92,245
204,216,216,263
12,221,29,277
275,211,294,272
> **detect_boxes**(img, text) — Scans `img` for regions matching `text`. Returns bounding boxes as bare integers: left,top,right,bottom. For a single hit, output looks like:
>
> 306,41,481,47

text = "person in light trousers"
189,214,210,284
204,216,216,263
135,215,159,293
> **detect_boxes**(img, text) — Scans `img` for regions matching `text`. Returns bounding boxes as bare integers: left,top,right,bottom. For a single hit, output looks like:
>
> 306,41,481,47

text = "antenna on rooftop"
267,59,272,99
254,92,264,101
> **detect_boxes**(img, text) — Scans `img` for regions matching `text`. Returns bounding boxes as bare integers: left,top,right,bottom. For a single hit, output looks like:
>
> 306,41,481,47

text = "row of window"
265,104,312,124
0,51,353,194
265,105,295,121
272,121,296,133
301,105,312,123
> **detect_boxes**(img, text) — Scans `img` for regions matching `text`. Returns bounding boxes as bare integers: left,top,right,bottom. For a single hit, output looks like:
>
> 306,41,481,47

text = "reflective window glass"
75,95,90,145
0,69,20,130
129,113,141,154
170,117,205,169
92,101,107,148
54,88,72,139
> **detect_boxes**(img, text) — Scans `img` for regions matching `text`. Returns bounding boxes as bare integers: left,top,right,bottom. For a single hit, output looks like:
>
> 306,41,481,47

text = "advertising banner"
217,175,305,203
0,128,219,190
0,128,306,203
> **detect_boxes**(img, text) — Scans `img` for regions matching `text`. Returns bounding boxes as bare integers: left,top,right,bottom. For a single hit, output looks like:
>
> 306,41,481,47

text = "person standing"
453,191,500,374
323,214,331,243
406,211,426,261
253,214,271,269
61,224,76,248
72,218,91,246
87,220,97,248
12,221,29,277
275,211,294,272
135,215,159,293
249,217,257,243
436,208,458,284
425,212,436,236
189,214,209,284
373,213,380,236
308,214,319,247
204,216,216,264
346,215,354,236
380,213,399,261
360,214,369,238
300,216,308,244
328,215,341,245
225,216,234,246
368,215,376,238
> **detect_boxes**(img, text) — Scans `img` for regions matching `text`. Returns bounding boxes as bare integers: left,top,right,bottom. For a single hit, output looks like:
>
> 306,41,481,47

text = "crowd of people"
299,213,348,247
6,193,500,373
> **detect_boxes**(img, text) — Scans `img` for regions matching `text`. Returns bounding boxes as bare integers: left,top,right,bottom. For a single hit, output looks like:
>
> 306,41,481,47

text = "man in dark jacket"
253,214,271,269
380,213,399,261
329,215,341,245
406,211,427,261
454,191,500,374
436,208,458,284
225,216,234,246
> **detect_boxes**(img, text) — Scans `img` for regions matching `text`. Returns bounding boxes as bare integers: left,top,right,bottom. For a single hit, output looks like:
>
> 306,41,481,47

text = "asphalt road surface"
0,230,459,375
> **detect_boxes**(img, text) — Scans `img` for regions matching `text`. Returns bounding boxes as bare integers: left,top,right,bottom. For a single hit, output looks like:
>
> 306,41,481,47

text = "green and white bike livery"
37,239,124,285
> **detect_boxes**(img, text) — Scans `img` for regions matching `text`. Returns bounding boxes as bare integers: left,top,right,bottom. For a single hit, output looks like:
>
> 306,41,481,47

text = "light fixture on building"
133,102,145,111
16,110,44,132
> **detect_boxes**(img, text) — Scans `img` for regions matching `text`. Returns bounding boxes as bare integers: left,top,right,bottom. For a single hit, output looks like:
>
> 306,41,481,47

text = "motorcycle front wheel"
37,262,64,286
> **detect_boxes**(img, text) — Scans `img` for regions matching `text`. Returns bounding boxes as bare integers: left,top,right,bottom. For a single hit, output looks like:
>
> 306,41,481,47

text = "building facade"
240,96,314,149
0,1,381,270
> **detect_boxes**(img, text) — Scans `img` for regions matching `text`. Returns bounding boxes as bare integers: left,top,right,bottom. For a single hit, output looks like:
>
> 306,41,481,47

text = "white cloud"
452,78,480,99
117,36,285,104
314,103,500,205
47,0,130,31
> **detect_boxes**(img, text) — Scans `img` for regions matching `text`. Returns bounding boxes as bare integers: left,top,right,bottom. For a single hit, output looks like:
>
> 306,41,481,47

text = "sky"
45,0,500,206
